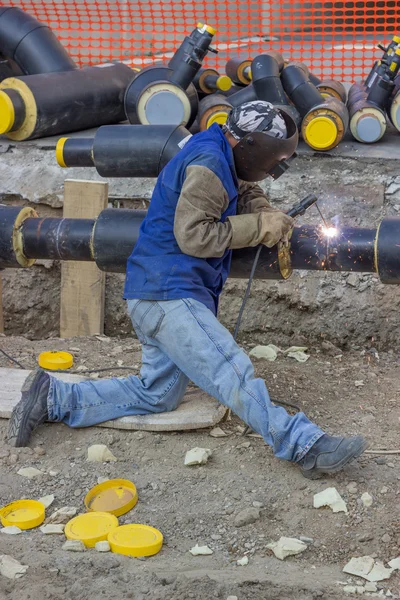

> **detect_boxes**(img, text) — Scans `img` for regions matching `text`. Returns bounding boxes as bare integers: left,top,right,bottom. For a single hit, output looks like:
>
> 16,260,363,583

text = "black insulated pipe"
0,6,76,75
22,217,94,262
0,52,23,82
56,125,192,178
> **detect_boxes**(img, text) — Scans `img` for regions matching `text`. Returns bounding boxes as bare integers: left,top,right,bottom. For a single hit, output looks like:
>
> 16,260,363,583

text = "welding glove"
228,210,294,249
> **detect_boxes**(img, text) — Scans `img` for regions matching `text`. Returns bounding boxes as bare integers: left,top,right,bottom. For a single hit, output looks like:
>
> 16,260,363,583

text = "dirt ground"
0,333,400,599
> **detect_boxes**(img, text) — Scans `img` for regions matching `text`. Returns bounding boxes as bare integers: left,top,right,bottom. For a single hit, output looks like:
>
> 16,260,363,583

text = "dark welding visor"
232,111,299,182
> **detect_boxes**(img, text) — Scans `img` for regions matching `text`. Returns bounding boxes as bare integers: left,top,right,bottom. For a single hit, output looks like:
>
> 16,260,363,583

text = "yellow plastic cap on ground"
85,479,138,517
0,500,45,530
38,350,73,370
108,524,163,557
217,75,232,92
56,137,68,168
65,512,119,548
0,91,15,134
207,111,229,127
305,116,338,149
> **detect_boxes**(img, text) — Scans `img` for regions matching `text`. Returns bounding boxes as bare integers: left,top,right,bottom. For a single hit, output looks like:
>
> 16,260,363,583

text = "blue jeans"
48,298,324,462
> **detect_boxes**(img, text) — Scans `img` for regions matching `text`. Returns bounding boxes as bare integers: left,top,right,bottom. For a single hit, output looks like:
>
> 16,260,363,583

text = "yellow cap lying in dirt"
108,524,163,557
0,499,45,530
38,350,73,370
85,479,138,517
65,512,119,548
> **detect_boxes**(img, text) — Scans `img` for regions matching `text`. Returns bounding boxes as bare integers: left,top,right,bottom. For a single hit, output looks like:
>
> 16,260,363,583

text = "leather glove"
227,211,294,249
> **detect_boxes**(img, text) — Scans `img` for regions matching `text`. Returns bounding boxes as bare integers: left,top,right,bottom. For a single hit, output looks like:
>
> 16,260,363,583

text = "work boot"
299,434,368,479
8,368,50,448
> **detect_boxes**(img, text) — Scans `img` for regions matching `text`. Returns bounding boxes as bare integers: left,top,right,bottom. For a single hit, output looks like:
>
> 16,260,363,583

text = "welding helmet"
223,100,298,182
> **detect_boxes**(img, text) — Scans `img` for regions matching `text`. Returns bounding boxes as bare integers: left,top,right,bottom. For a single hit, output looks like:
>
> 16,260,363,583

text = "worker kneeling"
8,101,367,478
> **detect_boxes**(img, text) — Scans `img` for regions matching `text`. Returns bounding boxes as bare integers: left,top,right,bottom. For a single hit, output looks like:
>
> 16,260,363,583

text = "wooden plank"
0,369,227,431
60,180,108,337
0,273,3,333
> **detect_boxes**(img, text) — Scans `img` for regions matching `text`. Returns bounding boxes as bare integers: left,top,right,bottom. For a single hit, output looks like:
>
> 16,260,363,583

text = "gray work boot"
299,434,368,479
8,368,50,448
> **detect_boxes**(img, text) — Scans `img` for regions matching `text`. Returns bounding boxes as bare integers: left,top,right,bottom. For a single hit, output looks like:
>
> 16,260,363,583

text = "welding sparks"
321,225,338,238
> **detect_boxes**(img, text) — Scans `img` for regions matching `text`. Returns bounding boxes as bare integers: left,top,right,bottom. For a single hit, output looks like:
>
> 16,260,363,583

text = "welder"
8,101,367,478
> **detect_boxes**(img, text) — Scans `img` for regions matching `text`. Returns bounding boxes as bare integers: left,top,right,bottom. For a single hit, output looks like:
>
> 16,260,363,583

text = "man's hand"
258,211,294,248
228,210,294,250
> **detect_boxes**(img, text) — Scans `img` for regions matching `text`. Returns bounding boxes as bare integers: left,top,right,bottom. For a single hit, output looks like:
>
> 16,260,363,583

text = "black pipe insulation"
0,6,76,75
387,76,400,131
0,52,23,82
347,82,387,143
2,205,400,285
281,64,348,151
0,63,135,141
193,68,232,95
225,57,252,85
56,125,192,178
197,94,232,130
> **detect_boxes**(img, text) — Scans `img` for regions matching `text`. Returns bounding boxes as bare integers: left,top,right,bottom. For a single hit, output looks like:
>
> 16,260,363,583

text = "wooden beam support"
60,179,108,338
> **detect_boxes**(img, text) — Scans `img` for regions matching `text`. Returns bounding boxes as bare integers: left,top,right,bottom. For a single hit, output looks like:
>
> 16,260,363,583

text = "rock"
321,341,342,356
40,524,65,535
38,495,55,509
343,586,357,594
380,487,389,494
347,273,358,287
184,448,212,466
46,507,77,525
249,345,278,361
361,492,373,507
252,501,264,509
211,534,221,541
388,556,400,570
237,556,249,566
62,540,85,552
354,380,364,388
355,587,365,595
0,555,29,579
313,487,348,514
347,482,358,494
73,489,82,497
49,470,59,477
366,562,393,582
95,541,111,552
87,444,117,463
209,427,228,438
286,349,309,362
8,454,18,465
226,597,238,600
381,534,391,544
343,556,375,578
0,527,22,535
97,477,110,484
387,462,395,468
34,447,46,456
234,507,260,528
375,457,387,465
267,537,307,560
189,544,213,556
364,582,378,592
17,467,44,479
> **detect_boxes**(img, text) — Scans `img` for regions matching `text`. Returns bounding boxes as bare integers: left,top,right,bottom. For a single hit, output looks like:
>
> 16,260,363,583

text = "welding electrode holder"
281,64,349,151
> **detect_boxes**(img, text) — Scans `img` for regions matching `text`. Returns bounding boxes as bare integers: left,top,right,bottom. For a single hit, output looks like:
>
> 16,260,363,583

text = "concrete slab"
0,368,227,431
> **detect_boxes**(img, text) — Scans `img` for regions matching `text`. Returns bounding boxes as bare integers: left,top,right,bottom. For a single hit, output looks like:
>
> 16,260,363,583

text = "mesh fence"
5,1,400,81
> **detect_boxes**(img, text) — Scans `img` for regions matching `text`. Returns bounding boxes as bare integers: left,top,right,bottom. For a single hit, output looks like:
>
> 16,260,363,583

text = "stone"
226,597,238,600
388,556,400,570
249,345,278,361
95,541,111,552
380,487,388,494
364,582,378,593
234,507,260,528
62,540,85,552
343,587,357,594
97,477,109,484
17,467,44,479
381,534,391,544
209,427,228,438
0,555,29,579
237,556,249,566
0,527,22,535
266,537,307,560
361,492,373,507
46,507,77,525
34,447,45,456
9,454,18,465
313,487,348,514
366,562,393,582
252,501,264,509
299,536,314,543
184,448,212,466
40,524,65,535
189,544,213,556
49,470,59,477
87,444,117,462
38,495,55,509
343,556,375,579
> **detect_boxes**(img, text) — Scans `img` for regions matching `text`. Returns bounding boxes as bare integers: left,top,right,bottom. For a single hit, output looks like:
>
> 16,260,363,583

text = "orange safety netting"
5,1,400,82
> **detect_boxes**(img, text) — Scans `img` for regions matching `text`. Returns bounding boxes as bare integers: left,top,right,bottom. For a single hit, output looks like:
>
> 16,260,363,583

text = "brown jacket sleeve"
237,179,274,214
173,165,233,258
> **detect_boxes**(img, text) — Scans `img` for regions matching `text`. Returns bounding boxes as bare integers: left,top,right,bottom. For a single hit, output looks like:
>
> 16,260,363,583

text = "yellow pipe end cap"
217,75,232,92
305,116,338,149
0,500,45,530
85,478,138,517
197,22,216,35
108,524,163,558
393,35,400,44
0,91,15,134
65,512,119,548
38,350,73,371
56,137,69,168
207,111,229,127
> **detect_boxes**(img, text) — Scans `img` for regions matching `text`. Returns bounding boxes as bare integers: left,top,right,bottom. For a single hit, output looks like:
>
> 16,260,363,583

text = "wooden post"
60,180,108,338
